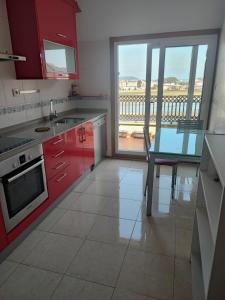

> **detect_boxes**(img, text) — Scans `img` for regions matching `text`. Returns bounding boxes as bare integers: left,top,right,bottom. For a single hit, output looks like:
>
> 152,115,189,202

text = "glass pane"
118,44,147,153
162,46,193,125
192,45,208,119
149,127,205,157
5,165,45,218
44,40,76,74
149,48,160,143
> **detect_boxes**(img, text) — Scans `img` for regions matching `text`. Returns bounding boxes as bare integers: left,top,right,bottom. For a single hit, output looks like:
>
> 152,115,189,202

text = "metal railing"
119,94,202,123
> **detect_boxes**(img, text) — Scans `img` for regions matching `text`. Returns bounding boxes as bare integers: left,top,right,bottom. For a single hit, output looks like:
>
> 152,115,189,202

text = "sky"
118,44,207,81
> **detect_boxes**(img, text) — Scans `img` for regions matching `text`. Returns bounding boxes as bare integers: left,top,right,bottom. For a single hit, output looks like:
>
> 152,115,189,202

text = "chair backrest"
177,119,203,131
143,127,151,161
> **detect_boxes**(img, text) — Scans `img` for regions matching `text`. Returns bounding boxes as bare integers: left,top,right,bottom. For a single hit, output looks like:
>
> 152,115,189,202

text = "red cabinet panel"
47,163,75,203
6,0,79,79
82,122,95,171
36,0,77,46
0,209,7,251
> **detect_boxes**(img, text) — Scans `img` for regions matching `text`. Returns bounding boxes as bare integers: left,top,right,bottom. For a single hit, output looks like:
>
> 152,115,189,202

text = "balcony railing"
119,94,202,123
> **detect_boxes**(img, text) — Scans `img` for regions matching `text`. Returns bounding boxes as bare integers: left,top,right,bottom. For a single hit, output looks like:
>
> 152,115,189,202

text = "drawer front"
44,134,66,153
43,134,68,179
44,156,70,180
47,163,75,203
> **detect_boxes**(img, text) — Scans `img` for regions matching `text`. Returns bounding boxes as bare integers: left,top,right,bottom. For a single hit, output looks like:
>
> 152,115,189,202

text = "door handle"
78,128,83,143
82,127,86,142
55,161,67,170
56,33,67,39
52,150,65,158
56,173,67,183
53,138,64,145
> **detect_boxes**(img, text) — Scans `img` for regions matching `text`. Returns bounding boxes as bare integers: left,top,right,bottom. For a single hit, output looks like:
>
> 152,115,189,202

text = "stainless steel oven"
0,144,48,232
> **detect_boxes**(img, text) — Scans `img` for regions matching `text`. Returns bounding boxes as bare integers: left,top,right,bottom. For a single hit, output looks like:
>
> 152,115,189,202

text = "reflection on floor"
0,159,196,300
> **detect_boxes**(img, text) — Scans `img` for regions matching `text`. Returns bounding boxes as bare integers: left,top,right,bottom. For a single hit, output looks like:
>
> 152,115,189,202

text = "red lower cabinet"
0,209,7,251
47,163,75,203
82,122,95,171
0,121,95,252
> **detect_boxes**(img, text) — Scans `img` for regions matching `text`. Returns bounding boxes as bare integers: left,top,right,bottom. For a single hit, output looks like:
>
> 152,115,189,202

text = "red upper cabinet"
6,0,79,79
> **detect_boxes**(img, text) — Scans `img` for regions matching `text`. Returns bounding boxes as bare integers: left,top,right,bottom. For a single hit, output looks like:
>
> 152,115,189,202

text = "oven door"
0,157,48,233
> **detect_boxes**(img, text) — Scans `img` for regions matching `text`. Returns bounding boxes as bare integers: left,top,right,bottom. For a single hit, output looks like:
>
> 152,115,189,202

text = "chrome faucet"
49,99,57,121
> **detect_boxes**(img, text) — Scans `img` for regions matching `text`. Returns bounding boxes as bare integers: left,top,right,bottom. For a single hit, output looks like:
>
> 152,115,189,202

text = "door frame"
110,29,220,158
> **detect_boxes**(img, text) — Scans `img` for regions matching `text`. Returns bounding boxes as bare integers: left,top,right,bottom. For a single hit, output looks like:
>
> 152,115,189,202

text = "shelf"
196,208,214,297
192,252,205,300
205,135,225,187
200,170,222,244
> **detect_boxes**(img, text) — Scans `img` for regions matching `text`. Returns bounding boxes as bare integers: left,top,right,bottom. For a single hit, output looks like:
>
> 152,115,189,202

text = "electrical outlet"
12,89,20,97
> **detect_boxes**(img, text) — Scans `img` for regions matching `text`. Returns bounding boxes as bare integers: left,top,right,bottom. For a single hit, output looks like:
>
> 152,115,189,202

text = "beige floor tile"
0,264,61,300
121,169,146,186
7,230,46,263
101,197,141,220
130,221,175,256
88,216,135,245
174,279,192,300
57,192,81,210
84,181,145,202
174,257,192,300
88,168,127,183
67,240,127,286
24,232,83,273
0,261,18,286
37,208,67,232
175,228,192,259
117,249,174,300
73,178,94,193
52,275,113,300
113,288,157,300
68,193,108,214
50,210,97,238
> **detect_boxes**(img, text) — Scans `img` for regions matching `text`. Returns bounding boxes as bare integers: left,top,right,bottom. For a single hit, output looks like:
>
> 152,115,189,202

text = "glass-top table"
146,127,206,216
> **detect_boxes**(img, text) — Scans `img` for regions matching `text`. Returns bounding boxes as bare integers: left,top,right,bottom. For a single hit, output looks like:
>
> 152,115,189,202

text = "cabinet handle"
53,150,65,158
56,173,67,183
55,161,66,170
79,128,83,143
82,128,86,142
57,33,67,39
53,138,64,145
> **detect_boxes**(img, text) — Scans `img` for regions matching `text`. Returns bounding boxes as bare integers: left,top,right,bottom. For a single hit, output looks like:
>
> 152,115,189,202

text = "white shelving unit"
192,134,225,300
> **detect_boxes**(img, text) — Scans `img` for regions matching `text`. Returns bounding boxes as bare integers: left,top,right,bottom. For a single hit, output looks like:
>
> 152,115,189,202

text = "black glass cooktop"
0,136,33,154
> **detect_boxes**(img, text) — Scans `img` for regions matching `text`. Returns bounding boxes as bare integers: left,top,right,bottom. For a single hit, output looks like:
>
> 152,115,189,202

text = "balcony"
118,94,202,152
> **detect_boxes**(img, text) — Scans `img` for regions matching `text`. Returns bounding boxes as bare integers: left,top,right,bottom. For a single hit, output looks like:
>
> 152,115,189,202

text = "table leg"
146,155,155,216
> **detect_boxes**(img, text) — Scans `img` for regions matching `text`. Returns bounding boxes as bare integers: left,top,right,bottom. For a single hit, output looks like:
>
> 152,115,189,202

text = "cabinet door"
36,0,76,46
64,128,83,181
0,209,7,251
82,122,95,171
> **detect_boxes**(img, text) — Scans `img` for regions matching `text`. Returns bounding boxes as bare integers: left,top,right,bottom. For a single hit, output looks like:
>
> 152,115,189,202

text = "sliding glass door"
114,34,218,155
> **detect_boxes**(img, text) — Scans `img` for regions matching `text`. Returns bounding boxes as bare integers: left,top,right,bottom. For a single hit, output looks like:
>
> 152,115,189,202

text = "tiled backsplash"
0,0,76,129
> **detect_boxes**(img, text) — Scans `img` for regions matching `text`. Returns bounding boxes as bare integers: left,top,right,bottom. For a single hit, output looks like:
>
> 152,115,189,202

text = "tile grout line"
110,216,137,300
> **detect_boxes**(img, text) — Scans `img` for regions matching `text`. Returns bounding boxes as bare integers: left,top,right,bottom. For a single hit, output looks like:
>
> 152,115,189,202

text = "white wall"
209,19,225,129
76,0,225,155
0,0,76,129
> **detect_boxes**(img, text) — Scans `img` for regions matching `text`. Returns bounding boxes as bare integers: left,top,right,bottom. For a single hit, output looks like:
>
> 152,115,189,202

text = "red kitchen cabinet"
0,209,7,251
82,122,95,171
6,0,79,79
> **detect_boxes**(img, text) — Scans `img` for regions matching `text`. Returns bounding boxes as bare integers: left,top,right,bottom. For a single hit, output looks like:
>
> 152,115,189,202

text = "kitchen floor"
0,159,196,300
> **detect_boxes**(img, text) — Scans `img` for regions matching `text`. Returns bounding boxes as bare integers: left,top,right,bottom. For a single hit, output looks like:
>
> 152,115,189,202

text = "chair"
143,127,178,197
177,119,203,176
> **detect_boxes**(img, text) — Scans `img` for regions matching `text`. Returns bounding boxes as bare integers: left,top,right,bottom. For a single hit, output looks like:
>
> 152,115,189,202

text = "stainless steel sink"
54,117,85,125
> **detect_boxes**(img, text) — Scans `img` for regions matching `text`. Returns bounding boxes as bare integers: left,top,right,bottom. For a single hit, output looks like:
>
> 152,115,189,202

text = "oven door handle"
7,159,44,183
